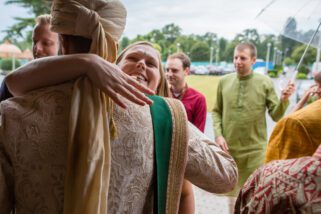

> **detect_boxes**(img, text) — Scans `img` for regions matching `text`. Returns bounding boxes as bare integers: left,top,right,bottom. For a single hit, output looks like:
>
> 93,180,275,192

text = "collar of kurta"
170,84,188,100
237,72,254,80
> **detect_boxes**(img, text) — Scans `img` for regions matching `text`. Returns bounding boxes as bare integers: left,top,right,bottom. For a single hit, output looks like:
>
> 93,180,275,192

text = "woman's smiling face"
118,45,161,92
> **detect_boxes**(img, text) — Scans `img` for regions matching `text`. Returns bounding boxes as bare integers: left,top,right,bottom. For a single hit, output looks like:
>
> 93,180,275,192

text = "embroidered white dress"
0,82,237,214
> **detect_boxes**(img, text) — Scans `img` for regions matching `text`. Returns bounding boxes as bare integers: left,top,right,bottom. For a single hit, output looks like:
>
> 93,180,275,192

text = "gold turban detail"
51,0,127,62
50,1,127,213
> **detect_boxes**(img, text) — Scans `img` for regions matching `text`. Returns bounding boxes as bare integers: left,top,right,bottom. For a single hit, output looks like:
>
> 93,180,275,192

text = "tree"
1,58,21,74
291,44,316,65
189,41,210,62
119,37,130,51
161,23,181,44
223,40,239,62
257,34,277,60
4,0,51,41
234,29,260,46
217,37,228,61
201,32,218,47
148,29,165,43
118,22,303,65
174,35,197,54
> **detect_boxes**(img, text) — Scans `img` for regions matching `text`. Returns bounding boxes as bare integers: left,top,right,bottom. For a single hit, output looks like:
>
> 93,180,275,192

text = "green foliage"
298,65,310,74
256,34,276,59
235,29,260,46
0,58,21,74
284,57,295,65
119,37,130,52
189,41,210,61
125,23,301,63
1,0,302,64
174,35,196,54
2,1,302,64
273,64,284,74
291,44,316,65
217,38,228,61
223,40,239,62
268,69,279,78
296,72,307,79
161,23,181,43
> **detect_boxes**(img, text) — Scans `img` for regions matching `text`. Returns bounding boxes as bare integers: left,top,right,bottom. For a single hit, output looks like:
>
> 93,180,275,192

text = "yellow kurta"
212,72,288,195
265,99,321,163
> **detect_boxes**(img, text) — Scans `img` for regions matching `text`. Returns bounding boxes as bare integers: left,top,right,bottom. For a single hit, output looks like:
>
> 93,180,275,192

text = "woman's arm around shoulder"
5,54,154,108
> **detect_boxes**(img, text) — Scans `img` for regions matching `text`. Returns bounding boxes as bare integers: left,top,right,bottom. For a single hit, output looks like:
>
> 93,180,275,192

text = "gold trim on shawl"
164,98,189,214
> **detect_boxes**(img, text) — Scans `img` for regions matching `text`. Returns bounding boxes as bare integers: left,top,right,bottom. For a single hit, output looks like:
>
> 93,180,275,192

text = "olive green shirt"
212,72,289,191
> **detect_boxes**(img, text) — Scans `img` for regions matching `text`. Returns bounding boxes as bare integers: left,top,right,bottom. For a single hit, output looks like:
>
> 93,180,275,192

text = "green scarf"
149,95,172,214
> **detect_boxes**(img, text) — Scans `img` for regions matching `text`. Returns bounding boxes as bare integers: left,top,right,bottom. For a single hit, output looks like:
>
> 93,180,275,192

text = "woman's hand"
215,136,229,153
86,55,155,108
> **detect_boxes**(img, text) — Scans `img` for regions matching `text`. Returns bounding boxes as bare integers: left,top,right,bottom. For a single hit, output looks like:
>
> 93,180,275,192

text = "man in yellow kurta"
265,99,321,163
212,42,295,195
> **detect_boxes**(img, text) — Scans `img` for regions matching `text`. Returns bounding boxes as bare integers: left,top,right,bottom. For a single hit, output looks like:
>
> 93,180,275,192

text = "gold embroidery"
164,98,188,214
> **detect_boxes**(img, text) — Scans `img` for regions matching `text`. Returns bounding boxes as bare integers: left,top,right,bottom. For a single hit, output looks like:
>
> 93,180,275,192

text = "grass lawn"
186,75,221,112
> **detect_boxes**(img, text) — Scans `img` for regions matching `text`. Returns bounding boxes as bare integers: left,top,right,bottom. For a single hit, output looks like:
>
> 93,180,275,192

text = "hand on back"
215,136,229,153
87,55,155,108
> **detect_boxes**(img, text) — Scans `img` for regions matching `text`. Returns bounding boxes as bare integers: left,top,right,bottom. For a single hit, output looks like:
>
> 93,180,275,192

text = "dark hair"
60,35,92,54
167,52,191,69
235,42,257,58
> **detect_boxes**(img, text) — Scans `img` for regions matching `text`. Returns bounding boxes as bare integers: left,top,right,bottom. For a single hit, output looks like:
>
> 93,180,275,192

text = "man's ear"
251,56,257,65
185,67,190,76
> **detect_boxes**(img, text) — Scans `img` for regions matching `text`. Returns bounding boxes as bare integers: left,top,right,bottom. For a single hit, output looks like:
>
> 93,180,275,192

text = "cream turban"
51,0,127,62
50,1,127,214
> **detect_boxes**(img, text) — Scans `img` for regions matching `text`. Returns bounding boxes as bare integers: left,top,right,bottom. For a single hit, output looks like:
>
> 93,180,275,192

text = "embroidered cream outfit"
0,82,237,213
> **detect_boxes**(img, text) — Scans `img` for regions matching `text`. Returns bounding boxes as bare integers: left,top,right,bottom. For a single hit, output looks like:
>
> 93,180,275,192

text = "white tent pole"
12,54,16,71
265,43,271,73
315,34,321,74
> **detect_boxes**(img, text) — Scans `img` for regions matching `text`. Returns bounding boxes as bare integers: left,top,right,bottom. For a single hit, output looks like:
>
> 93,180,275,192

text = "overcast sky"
121,0,276,39
0,0,296,40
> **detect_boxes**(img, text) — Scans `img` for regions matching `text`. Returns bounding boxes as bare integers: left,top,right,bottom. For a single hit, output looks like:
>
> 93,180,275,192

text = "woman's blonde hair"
116,41,170,97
